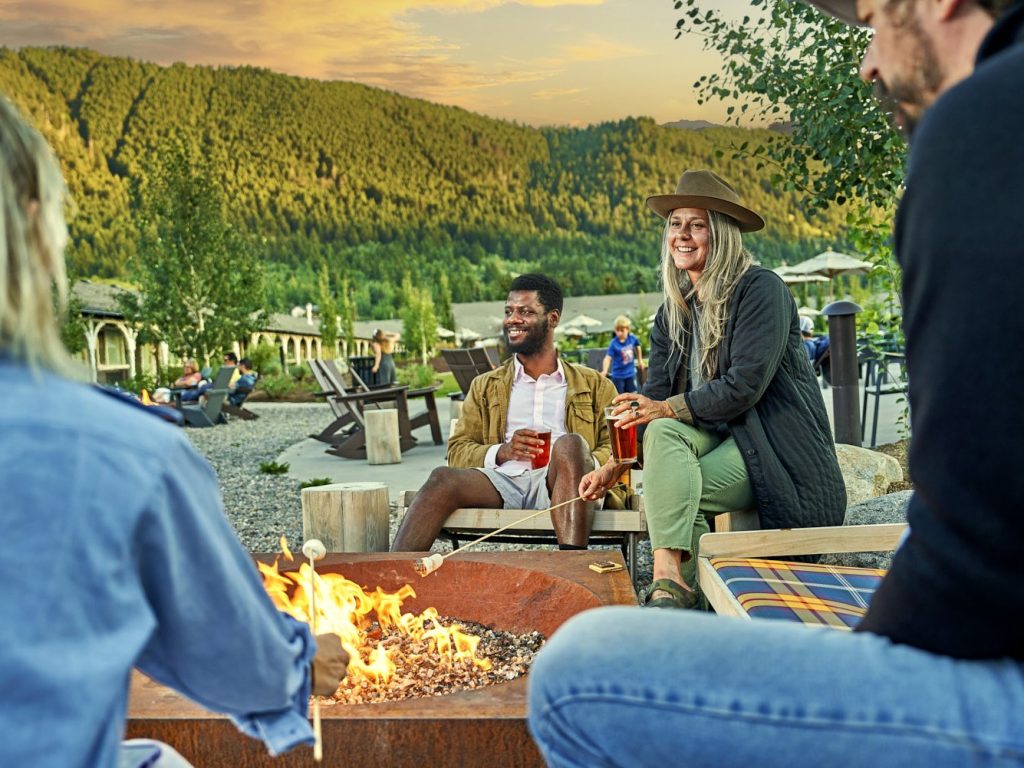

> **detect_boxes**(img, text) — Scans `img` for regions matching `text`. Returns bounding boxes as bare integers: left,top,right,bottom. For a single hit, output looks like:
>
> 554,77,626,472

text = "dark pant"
611,375,636,394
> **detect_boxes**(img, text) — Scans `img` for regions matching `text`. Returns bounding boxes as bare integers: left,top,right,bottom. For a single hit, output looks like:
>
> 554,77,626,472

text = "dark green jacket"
644,266,846,530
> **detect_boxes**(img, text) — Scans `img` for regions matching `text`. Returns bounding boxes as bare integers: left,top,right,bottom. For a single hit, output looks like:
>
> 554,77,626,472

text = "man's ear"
549,309,560,328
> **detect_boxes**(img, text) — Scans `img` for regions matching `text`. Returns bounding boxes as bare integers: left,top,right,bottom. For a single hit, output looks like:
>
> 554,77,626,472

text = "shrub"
289,364,308,381
299,477,333,490
258,372,298,399
249,342,282,376
397,363,437,390
259,460,290,474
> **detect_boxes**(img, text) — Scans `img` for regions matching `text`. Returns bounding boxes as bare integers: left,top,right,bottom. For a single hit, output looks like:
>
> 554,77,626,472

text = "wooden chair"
440,347,496,400
307,359,417,459
323,358,442,446
697,523,907,627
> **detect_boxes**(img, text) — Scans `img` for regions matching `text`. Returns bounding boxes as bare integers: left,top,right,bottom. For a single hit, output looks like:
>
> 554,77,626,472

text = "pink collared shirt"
484,355,568,476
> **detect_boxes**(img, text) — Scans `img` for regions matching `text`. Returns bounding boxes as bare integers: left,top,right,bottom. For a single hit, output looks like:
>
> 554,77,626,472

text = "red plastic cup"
529,427,552,469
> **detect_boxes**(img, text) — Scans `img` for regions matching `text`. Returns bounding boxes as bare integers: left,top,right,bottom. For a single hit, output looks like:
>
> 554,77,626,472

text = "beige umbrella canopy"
564,313,603,329
787,251,872,279
435,326,456,339
774,266,830,285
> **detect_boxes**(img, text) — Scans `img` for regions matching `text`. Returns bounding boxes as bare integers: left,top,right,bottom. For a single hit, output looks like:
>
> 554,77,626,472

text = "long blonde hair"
0,95,77,376
660,209,752,380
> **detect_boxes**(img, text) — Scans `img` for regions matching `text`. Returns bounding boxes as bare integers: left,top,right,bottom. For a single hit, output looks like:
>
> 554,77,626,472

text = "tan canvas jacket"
447,357,626,508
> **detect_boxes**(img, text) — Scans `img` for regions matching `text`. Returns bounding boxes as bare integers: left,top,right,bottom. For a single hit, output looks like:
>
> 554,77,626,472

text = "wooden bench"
397,489,758,586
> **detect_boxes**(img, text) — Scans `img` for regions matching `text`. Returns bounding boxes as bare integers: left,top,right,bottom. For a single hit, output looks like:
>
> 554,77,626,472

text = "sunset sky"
2,0,759,127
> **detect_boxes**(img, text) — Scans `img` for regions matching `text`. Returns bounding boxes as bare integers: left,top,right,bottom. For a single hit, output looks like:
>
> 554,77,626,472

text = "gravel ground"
183,403,327,552
184,402,655,583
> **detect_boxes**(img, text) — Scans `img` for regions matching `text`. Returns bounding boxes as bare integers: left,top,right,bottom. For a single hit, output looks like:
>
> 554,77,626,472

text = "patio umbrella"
787,251,872,300
563,313,602,329
798,306,822,317
787,251,872,279
456,327,481,343
561,326,586,338
435,326,455,338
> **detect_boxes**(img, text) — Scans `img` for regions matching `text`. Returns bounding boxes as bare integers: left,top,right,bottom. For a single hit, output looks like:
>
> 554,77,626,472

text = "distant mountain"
662,119,719,131
0,46,851,316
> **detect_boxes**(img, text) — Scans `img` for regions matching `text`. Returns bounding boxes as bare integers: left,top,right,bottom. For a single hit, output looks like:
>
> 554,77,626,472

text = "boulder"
822,490,913,569
835,443,903,505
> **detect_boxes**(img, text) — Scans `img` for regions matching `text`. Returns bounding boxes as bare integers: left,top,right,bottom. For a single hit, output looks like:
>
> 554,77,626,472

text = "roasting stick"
414,495,584,577
301,538,327,762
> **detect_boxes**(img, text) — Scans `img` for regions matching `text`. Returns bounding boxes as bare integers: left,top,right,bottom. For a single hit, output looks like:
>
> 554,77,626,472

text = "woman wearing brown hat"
580,170,845,608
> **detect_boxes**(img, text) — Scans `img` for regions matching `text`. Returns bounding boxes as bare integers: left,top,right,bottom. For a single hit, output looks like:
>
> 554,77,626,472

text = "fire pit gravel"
326,618,544,705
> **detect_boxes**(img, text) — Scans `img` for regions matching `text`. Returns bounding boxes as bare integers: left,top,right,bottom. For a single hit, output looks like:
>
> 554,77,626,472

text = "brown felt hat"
801,0,862,26
646,170,765,233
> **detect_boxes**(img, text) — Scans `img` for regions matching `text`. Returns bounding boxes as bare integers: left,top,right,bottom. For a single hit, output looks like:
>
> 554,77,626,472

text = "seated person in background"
172,359,203,389
0,94,348,767
600,314,644,393
229,358,258,406
800,315,830,380
223,351,242,388
391,274,622,552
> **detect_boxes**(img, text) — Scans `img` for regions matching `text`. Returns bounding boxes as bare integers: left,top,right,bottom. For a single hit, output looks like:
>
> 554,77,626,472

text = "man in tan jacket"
392,274,621,551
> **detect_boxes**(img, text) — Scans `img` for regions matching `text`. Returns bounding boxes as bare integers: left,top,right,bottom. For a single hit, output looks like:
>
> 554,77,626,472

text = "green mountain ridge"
0,46,851,317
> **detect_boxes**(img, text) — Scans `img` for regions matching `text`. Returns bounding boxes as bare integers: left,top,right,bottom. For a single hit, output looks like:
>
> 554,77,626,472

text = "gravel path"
183,403,328,552
185,402,654,587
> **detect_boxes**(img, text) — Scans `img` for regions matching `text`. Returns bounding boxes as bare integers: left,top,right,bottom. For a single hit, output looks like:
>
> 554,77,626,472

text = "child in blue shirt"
600,315,644,394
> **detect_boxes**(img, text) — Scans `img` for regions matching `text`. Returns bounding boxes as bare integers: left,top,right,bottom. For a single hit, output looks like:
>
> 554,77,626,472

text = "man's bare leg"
391,467,503,551
546,434,594,548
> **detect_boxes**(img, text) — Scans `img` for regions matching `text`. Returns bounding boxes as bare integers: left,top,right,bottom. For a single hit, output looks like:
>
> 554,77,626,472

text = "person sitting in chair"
229,358,258,407
391,274,622,552
800,315,831,385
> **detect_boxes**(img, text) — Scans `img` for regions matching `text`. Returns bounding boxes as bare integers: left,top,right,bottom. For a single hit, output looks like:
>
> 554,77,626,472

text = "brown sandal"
642,578,699,610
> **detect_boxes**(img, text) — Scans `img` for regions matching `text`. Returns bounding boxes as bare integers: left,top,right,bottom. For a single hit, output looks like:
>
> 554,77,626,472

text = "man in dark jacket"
528,2,1024,766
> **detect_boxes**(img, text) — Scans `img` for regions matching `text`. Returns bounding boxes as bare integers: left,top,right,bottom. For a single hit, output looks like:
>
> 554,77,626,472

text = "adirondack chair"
440,347,496,400
325,358,442,445
181,365,234,428
307,359,417,459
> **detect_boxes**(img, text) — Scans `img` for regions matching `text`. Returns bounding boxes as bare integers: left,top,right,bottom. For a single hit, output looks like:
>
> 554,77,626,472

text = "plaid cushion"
710,557,887,629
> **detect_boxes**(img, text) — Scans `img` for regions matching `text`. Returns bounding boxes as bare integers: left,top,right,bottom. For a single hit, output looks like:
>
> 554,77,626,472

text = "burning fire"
258,541,492,693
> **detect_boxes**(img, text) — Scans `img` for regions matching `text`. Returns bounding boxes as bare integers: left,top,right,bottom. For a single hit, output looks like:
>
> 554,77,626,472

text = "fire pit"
127,550,636,767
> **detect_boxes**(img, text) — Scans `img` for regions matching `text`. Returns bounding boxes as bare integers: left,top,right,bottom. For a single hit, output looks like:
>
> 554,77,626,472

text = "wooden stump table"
301,481,390,552
365,408,401,465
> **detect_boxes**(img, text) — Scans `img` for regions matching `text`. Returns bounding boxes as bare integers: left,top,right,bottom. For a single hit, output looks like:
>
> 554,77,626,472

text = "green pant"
642,419,755,591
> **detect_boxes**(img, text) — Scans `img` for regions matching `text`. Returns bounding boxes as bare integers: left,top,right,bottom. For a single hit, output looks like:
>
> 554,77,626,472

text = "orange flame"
259,543,491,692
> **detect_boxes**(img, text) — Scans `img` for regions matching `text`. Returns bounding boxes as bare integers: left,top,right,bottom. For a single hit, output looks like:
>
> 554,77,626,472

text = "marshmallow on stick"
412,495,583,577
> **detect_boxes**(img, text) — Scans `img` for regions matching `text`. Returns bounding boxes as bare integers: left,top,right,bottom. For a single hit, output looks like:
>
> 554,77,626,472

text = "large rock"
821,490,913,569
835,443,903,505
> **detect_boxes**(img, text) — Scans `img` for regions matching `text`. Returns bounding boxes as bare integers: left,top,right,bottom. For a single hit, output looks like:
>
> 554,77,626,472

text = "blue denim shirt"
0,360,316,767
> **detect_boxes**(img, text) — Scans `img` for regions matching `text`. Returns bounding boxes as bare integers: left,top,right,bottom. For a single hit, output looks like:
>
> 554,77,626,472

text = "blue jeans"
528,608,1024,767
611,375,636,394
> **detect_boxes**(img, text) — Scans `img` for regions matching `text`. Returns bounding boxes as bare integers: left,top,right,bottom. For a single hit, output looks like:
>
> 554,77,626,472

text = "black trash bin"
348,355,379,387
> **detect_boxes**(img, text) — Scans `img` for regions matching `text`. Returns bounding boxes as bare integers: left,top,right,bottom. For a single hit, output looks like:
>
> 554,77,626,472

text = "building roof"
451,291,659,338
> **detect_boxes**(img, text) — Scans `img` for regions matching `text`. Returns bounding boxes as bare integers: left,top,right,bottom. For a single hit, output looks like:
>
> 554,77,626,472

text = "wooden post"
365,408,401,465
301,482,390,552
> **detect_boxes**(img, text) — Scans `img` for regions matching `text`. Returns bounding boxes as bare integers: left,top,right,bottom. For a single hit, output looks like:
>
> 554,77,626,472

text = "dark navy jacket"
857,2,1024,660
644,266,846,531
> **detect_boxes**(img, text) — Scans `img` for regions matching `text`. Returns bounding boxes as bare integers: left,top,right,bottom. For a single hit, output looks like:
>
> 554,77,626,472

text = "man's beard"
874,14,944,140
505,318,549,356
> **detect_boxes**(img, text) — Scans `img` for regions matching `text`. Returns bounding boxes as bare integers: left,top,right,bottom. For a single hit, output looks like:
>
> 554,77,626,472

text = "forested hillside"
0,46,853,317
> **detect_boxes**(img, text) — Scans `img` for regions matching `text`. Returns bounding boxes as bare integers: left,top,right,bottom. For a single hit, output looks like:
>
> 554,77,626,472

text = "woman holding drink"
580,170,845,609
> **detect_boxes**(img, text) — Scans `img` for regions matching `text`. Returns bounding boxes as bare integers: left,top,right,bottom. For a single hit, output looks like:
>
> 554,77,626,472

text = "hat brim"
802,0,862,26
646,194,765,233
